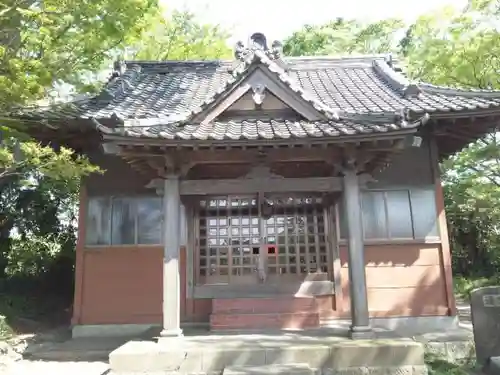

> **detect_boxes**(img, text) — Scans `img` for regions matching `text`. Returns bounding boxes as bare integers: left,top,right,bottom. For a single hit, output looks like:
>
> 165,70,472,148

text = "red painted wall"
338,243,449,317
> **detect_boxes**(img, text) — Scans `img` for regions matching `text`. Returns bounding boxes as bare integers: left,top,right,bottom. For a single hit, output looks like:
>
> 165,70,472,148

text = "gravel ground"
0,360,109,375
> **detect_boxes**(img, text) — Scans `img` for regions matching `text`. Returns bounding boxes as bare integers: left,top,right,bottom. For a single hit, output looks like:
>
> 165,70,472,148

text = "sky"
164,0,468,43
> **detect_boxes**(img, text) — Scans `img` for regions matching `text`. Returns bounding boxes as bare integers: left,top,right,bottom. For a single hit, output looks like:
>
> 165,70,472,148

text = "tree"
127,9,232,60
0,0,159,107
283,18,405,56
401,4,500,88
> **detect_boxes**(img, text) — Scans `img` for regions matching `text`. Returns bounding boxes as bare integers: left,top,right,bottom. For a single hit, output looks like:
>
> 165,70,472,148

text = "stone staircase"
210,297,320,330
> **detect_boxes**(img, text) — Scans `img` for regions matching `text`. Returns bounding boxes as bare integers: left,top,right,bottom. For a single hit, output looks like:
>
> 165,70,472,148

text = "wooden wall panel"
338,244,449,317
77,246,188,325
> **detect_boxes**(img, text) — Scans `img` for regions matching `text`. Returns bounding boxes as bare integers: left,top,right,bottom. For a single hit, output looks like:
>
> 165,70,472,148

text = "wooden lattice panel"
264,196,328,275
197,195,330,285
198,196,259,284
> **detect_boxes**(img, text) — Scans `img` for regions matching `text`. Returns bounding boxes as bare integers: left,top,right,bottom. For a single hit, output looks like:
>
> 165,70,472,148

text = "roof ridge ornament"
249,32,268,50
372,59,422,98
233,32,284,63
112,59,126,78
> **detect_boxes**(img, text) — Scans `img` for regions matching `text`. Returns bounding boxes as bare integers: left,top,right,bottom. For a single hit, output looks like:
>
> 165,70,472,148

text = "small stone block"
109,340,202,373
484,356,500,375
326,339,425,368
265,345,330,368
224,363,314,375
203,348,267,371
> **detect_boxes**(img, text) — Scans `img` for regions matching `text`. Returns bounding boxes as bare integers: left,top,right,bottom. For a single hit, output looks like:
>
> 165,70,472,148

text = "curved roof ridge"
373,56,500,99
338,108,430,128
418,82,500,98
119,54,393,67
285,53,390,61
372,59,422,98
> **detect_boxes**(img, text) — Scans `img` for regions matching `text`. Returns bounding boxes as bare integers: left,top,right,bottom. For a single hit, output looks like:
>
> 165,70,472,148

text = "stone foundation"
109,335,426,375
72,315,460,338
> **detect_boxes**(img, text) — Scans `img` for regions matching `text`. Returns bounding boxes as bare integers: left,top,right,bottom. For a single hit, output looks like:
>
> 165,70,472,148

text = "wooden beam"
179,174,374,195
120,146,341,164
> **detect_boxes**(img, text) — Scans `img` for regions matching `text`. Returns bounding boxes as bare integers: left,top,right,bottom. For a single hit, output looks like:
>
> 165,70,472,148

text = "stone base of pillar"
159,328,184,338
349,325,375,340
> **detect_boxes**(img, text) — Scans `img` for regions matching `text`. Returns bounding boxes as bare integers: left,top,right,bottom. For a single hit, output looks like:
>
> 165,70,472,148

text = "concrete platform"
109,331,427,375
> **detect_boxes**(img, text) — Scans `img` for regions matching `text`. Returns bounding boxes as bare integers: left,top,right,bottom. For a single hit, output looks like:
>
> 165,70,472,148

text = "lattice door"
263,195,330,283
197,196,260,285
196,194,331,286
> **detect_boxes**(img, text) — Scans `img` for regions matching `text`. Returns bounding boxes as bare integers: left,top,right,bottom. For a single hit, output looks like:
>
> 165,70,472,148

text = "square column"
160,175,183,338
342,167,374,339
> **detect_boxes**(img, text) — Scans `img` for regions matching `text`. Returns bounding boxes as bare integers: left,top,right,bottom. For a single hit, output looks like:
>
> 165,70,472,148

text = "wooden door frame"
189,193,338,299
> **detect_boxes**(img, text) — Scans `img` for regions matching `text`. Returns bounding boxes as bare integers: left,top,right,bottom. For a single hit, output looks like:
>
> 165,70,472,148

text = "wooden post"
342,166,374,339
160,175,183,338
429,134,457,316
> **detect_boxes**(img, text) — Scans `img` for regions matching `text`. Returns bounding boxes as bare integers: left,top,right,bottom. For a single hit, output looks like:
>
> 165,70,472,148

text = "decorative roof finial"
386,54,393,68
249,32,268,50
112,59,126,77
270,40,283,59
234,41,246,60
231,32,288,71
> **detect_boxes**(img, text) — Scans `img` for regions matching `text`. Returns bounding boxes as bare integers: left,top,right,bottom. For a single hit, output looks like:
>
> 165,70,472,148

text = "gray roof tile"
14,46,500,146
97,117,424,142
19,54,500,124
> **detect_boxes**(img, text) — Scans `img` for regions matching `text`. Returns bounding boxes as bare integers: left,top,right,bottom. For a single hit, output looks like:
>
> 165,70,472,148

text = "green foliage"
128,9,232,60
283,18,405,56
425,353,475,375
0,316,14,340
443,135,500,277
0,0,159,106
454,276,500,301
402,5,500,88
0,139,99,183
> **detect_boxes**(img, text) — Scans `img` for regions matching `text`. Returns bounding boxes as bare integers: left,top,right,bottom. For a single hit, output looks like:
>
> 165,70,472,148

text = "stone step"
224,363,314,375
212,297,317,314
210,311,320,330
109,336,426,374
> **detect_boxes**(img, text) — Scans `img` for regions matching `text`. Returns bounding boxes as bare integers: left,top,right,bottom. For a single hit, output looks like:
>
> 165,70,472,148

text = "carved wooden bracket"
144,154,196,178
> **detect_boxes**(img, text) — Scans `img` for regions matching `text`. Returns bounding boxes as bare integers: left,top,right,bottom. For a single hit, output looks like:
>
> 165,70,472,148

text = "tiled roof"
16,54,500,123
96,116,426,141
11,32,500,151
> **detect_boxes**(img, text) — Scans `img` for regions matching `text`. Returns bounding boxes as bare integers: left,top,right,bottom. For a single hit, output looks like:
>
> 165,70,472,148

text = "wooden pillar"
429,134,457,316
342,166,374,339
160,175,183,338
